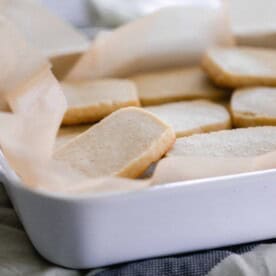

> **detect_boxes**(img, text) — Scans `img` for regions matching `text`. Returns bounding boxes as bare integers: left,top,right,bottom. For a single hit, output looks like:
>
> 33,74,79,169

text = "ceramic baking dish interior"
0,150,276,269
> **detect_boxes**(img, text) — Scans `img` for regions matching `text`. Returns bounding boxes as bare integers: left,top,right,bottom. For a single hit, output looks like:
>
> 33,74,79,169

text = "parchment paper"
65,0,234,81
0,8,275,196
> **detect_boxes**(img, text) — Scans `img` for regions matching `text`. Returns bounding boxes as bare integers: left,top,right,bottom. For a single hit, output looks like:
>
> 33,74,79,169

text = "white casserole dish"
0,150,276,269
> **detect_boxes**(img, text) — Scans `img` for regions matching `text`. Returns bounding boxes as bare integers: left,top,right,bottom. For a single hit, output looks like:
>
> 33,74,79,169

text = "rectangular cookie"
229,0,276,48
145,100,231,137
0,97,10,112
231,87,276,127
55,125,91,150
54,107,175,178
168,126,276,158
130,67,229,106
202,47,276,88
62,79,140,125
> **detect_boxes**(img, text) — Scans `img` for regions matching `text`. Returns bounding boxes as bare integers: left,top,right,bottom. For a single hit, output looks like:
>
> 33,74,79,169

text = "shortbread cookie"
229,0,276,48
55,125,91,150
0,97,10,111
231,87,276,127
145,100,231,137
54,107,175,178
130,67,229,105
202,47,276,88
62,79,140,125
168,126,276,158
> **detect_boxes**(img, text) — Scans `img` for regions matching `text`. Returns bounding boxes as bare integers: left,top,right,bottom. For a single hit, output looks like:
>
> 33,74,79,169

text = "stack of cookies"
56,44,276,180
52,3,276,181
2,0,276,191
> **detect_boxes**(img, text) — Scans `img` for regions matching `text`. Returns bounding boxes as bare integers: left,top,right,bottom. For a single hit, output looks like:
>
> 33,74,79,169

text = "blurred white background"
40,0,186,28
40,0,276,43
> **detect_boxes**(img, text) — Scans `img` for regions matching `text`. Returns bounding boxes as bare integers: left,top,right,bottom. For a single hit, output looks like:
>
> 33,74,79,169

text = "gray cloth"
0,184,86,276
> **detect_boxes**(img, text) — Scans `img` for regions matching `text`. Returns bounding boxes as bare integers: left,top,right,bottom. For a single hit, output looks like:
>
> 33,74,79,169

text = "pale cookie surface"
168,126,276,158
0,97,10,112
229,0,276,48
231,87,276,127
145,100,231,138
202,47,276,88
130,67,229,106
55,125,91,150
62,79,140,125
54,107,175,178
